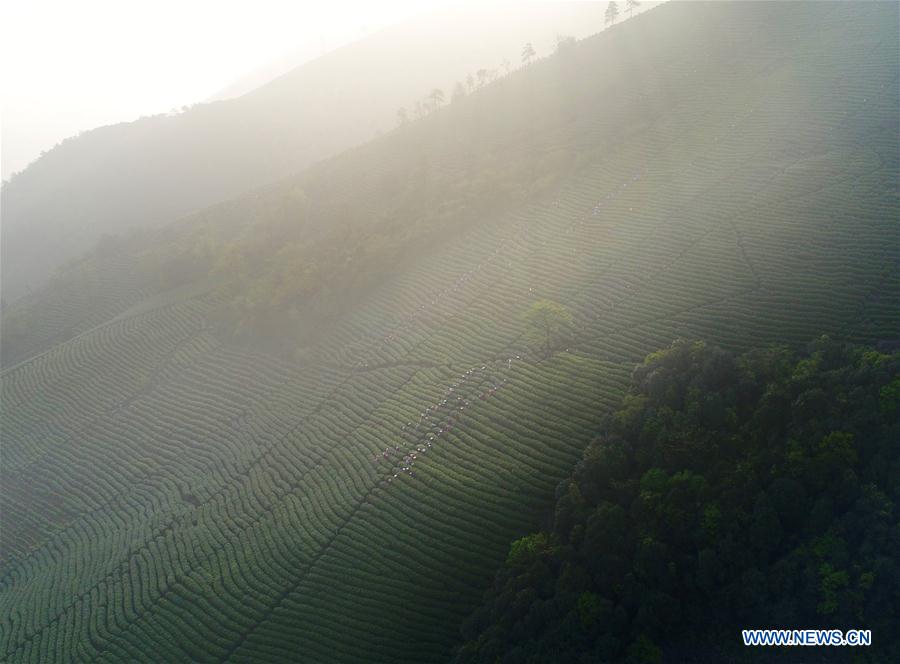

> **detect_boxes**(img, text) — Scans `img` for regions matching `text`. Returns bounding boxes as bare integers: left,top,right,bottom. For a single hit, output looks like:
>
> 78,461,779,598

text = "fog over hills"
2,2,897,662
0,2,650,304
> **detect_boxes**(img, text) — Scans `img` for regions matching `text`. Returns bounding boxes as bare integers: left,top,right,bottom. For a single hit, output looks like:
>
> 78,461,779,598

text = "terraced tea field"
1,2,898,662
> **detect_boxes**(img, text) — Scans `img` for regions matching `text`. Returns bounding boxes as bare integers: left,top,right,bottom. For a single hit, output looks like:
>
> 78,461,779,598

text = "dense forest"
455,339,900,663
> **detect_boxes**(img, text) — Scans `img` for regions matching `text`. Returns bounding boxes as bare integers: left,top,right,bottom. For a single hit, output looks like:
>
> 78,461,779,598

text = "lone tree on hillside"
626,0,641,18
522,42,536,66
451,81,466,103
476,69,490,87
427,88,445,111
396,107,408,125
466,72,475,93
605,1,620,25
524,300,574,355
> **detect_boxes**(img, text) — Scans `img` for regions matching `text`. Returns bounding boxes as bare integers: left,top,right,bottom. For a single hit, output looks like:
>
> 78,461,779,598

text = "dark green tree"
523,299,574,354
455,340,900,663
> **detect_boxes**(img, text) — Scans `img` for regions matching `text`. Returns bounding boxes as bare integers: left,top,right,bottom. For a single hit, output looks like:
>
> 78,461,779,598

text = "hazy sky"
0,0,457,179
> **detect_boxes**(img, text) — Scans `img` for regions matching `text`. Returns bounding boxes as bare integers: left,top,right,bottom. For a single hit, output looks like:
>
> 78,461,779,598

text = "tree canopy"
454,339,900,663
522,42,536,65
523,300,575,355
626,0,641,19
606,1,620,25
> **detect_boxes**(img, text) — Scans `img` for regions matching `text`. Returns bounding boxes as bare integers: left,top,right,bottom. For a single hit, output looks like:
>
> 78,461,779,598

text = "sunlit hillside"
1,2,898,662
0,2,633,304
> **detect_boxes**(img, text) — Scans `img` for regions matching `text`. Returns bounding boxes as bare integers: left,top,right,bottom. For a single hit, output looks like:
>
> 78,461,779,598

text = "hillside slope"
1,2,898,662
0,2,623,303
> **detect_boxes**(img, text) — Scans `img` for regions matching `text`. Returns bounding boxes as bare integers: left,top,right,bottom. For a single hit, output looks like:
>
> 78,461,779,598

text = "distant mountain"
0,2,644,304
1,2,897,663
206,42,327,102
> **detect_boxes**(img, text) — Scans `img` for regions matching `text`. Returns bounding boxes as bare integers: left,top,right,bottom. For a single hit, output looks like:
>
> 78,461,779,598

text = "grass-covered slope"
1,2,898,662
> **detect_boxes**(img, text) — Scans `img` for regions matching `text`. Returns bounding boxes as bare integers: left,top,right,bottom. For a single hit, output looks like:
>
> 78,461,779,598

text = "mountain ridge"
1,2,637,304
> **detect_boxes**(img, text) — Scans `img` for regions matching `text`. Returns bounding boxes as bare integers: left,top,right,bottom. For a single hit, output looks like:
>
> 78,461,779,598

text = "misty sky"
0,0,456,180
